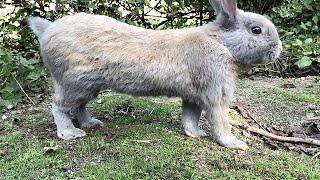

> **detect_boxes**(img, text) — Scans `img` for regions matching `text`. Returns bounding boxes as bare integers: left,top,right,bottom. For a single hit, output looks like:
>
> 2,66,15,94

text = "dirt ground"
235,76,320,128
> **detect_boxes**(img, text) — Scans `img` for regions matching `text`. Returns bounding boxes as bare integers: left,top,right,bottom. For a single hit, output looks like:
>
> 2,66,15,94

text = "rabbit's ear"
209,0,222,14
209,0,238,22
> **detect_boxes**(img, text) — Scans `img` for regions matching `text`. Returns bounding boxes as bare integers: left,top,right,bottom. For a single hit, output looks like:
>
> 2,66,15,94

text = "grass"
237,77,320,106
255,89,319,105
0,93,320,179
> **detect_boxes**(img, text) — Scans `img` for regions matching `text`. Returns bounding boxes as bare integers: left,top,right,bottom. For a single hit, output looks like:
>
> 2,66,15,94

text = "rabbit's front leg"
182,100,207,138
206,104,248,150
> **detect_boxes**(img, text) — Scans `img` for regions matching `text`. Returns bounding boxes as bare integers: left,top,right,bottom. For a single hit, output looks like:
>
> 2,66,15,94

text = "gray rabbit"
29,0,282,149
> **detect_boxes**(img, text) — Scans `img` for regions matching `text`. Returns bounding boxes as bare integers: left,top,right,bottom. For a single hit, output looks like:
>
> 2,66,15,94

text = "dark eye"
251,27,262,34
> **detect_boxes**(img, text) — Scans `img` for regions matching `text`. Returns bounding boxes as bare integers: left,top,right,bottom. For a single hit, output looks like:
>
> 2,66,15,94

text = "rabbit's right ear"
209,0,238,27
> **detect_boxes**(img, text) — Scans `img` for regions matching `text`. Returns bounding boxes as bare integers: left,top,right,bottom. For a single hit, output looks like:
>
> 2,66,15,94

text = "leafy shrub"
0,45,47,110
270,0,320,74
0,42,47,111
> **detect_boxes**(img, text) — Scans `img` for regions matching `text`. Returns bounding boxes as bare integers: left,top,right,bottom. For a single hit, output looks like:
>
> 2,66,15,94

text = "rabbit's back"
41,13,201,69
39,13,230,97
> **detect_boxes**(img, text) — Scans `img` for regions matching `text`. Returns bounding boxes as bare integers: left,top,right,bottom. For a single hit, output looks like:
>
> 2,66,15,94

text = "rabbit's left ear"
209,0,238,26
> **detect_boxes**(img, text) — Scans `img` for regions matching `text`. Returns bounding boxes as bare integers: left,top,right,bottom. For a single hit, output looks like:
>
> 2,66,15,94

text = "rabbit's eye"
251,27,262,34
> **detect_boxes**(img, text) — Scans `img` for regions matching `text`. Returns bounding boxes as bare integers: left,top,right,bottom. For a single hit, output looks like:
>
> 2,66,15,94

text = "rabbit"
29,0,282,150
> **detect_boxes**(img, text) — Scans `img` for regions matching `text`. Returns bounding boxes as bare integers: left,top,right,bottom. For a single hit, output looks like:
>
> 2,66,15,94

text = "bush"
269,0,320,75
0,4,47,111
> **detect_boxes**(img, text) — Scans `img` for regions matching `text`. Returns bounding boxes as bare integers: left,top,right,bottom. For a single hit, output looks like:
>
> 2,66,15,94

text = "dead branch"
230,104,265,130
312,152,320,159
238,124,320,146
305,117,320,121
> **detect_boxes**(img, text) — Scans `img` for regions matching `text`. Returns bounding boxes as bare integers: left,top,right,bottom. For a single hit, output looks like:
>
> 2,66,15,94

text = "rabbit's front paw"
57,128,86,140
217,135,248,150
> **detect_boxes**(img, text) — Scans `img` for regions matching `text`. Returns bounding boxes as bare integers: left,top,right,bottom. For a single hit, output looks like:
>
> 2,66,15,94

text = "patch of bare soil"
235,76,320,128
233,76,320,156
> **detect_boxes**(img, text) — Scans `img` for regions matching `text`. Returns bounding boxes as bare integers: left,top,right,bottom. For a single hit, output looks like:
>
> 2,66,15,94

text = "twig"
12,75,35,105
133,139,160,143
231,104,266,131
236,124,320,146
312,152,320,159
145,0,161,14
305,117,320,121
149,108,154,115
247,113,266,131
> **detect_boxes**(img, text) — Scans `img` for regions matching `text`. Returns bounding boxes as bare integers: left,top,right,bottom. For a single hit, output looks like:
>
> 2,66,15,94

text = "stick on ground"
231,122,320,147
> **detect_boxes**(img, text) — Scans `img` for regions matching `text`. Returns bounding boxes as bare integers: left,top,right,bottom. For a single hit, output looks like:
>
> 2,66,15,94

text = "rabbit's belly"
62,72,181,98
106,79,180,97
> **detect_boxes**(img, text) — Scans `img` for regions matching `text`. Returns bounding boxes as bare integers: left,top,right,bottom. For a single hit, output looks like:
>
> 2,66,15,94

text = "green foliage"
270,0,320,71
0,3,46,111
0,43,46,111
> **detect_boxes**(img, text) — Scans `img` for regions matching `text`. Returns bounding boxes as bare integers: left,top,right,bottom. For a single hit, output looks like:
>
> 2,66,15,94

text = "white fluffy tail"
28,17,52,37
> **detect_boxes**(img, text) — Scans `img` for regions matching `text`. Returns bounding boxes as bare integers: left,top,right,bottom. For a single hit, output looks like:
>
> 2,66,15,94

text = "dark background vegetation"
0,0,319,111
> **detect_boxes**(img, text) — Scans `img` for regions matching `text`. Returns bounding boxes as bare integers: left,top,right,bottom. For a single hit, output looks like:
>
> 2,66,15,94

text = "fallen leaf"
305,123,320,136
105,133,117,142
0,149,8,157
287,122,320,140
86,124,103,132
44,145,60,154
280,83,296,88
305,84,314,88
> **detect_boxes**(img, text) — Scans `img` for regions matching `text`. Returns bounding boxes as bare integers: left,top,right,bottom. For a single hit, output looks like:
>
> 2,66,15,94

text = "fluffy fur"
29,0,282,149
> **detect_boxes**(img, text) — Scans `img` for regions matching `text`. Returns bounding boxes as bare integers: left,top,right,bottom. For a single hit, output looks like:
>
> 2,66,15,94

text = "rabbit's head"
209,0,282,65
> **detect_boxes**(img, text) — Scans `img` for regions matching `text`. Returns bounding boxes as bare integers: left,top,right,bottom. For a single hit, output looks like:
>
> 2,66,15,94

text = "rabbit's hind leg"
52,80,86,140
74,104,103,130
182,100,207,138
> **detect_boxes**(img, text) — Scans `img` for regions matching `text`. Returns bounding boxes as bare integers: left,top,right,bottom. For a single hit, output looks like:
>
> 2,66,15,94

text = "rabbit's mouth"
263,41,283,63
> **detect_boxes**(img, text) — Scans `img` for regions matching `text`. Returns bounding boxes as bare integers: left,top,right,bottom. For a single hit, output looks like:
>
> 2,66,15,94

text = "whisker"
274,59,283,77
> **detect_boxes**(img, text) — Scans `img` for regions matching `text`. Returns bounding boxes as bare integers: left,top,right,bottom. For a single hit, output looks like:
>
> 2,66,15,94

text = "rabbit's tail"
28,17,52,37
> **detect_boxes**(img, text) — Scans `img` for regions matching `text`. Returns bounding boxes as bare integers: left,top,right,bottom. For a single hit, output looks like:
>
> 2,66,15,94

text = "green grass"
0,93,319,179
255,88,319,105
0,133,68,179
